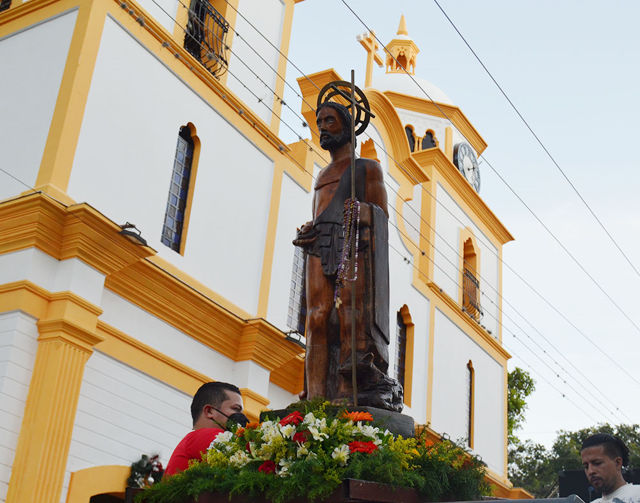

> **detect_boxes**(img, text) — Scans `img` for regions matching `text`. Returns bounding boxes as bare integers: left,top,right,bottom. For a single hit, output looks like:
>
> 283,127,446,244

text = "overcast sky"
281,0,640,448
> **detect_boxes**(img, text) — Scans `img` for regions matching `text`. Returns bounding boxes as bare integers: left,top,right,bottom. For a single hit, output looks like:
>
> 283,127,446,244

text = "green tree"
507,367,536,444
508,424,640,498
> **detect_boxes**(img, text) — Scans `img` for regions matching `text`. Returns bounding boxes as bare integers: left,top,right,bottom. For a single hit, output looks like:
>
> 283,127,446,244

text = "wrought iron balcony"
184,0,229,78
462,268,483,321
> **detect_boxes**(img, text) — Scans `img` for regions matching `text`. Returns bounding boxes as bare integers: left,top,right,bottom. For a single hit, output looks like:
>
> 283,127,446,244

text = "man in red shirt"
165,382,246,476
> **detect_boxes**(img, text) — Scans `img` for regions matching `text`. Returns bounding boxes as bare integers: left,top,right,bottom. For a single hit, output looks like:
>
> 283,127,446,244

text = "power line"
431,0,640,280
337,0,640,387
113,1,635,420
165,0,639,411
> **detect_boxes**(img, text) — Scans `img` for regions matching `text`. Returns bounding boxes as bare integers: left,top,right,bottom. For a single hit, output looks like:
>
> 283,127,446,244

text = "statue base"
193,479,420,503
261,405,414,438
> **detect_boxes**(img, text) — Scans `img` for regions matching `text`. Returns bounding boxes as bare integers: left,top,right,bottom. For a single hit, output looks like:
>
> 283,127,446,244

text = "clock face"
453,142,481,192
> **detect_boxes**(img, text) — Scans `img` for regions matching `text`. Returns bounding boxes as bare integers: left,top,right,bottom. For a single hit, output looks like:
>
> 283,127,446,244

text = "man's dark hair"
316,101,355,147
581,433,630,466
190,381,240,425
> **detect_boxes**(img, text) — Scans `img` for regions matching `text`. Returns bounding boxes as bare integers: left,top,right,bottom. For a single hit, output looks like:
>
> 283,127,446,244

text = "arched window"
466,360,475,448
421,130,436,150
462,236,482,321
405,126,415,152
394,305,414,406
395,310,407,388
161,125,199,253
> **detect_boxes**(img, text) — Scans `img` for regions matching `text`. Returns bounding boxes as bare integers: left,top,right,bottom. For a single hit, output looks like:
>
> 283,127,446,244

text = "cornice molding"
383,91,488,155
37,318,104,352
412,148,514,245
0,193,155,274
237,318,305,371
428,281,510,361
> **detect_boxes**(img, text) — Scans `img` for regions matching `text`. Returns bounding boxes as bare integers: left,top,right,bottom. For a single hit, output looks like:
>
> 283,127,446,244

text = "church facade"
0,0,525,500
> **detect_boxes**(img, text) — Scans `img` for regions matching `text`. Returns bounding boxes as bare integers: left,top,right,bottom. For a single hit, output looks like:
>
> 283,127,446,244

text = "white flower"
331,444,350,466
356,423,380,439
278,458,293,477
296,444,309,458
303,412,316,425
261,423,282,443
279,424,296,439
308,425,329,441
210,430,234,451
229,450,251,468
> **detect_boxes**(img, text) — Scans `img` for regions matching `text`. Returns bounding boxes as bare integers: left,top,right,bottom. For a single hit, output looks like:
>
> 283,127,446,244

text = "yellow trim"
413,148,514,246
0,193,155,274
172,0,189,40
96,320,211,394
256,156,282,317
269,0,296,134
444,126,453,161
466,359,475,449
240,387,270,423
66,465,129,503
6,291,104,503
398,305,414,408
383,90,488,155
33,0,108,204
429,282,510,362
176,122,202,256
426,302,435,423
284,140,315,192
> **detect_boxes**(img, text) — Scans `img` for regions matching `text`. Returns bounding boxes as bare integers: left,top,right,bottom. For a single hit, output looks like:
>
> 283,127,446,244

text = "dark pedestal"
261,406,414,438
193,479,419,503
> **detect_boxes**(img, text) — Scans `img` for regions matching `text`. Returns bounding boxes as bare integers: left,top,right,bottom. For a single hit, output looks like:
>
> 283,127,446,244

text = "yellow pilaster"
32,0,108,204
6,295,103,503
445,126,453,161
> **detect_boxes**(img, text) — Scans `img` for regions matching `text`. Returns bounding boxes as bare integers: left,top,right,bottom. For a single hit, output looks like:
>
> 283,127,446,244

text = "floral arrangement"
140,401,490,503
127,453,164,488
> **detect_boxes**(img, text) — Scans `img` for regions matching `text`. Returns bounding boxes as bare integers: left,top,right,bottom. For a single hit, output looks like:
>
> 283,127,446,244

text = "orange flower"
246,422,260,430
424,439,434,448
235,427,245,437
342,410,374,422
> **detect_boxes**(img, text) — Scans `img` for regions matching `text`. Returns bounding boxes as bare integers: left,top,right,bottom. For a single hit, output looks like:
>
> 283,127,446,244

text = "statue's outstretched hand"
293,221,317,247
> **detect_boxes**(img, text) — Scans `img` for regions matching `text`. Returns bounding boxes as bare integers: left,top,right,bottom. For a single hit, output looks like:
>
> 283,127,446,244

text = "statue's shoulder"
356,157,384,180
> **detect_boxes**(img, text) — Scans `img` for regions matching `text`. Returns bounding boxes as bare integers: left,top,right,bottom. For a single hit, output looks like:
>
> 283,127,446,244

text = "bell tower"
385,15,420,74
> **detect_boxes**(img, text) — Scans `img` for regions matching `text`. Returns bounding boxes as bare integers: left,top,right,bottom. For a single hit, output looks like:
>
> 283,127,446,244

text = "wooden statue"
294,100,403,412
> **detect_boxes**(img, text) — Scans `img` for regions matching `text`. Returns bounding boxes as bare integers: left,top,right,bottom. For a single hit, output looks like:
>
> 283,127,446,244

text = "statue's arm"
362,160,389,221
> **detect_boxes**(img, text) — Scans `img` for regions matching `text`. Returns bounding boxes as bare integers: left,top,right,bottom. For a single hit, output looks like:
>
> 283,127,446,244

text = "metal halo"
316,80,373,136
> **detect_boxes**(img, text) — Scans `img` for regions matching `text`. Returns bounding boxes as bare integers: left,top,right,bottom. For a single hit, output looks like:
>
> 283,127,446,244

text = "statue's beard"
319,129,350,151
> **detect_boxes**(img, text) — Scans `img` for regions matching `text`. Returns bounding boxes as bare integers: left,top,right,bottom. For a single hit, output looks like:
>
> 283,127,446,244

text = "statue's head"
316,102,355,151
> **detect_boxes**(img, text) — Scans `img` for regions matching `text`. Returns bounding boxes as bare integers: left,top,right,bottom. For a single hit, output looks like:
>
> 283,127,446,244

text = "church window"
421,130,437,150
462,235,482,321
465,360,475,448
395,310,407,388
405,126,416,152
287,247,307,336
184,0,230,78
161,125,198,253
394,305,414,406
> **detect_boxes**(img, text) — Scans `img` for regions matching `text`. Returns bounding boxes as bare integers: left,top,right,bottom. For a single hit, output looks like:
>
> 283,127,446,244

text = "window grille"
161,127,193,252
286,247,306,336
462,268,483,321
394,310,407,387
184,0,229,78
0,0,11,12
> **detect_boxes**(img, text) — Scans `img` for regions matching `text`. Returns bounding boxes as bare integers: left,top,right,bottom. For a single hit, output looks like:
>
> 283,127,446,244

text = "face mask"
212,406,249,429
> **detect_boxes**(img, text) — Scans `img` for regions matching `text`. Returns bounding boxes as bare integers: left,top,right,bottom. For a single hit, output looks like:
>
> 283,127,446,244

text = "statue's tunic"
307,160,391,378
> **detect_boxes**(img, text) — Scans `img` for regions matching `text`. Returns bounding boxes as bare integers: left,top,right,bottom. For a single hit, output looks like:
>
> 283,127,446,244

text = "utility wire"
166,0,638,410
125,1,633,420
432,0,640,280
338,0,640,387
